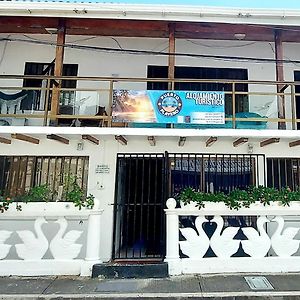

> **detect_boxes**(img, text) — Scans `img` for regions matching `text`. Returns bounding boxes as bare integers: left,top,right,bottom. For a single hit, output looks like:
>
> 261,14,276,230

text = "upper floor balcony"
0,75,299,131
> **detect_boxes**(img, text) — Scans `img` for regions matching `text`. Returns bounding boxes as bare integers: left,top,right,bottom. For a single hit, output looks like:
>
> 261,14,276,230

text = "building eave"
1,2,300,27
1,126,300,141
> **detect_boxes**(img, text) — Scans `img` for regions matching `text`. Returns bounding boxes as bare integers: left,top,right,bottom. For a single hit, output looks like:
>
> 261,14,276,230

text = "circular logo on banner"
157,92,182,117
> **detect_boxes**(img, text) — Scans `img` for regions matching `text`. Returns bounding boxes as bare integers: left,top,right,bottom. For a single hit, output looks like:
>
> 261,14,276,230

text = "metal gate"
113,153,167,260
168,153,266,194
113,152,266,260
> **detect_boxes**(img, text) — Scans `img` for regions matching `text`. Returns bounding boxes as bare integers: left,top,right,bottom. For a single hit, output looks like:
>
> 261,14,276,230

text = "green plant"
0,175,95,213
63,175,95,210
178,186,300,210
0,195,23,212
23,184,52,203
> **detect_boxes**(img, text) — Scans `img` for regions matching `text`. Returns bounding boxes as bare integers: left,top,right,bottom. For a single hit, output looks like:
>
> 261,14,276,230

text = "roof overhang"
1,126,300,147
2,3,300,41
1,2,300,27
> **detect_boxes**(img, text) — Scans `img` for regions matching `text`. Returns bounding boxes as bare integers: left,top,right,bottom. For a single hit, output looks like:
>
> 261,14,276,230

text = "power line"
1,36,299,65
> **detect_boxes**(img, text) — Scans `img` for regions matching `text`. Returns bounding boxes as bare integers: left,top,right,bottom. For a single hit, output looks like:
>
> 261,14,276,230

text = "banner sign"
112,90,225,124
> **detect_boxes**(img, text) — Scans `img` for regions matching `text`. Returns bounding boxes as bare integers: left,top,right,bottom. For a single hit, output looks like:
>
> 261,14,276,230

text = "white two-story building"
0,0,300,276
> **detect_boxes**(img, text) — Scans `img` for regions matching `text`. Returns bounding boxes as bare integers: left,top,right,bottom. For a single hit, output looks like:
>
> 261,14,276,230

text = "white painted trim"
1,2,300,26
166,201,300,216
181,257,300,274
2,126,300,140
0,201,103,218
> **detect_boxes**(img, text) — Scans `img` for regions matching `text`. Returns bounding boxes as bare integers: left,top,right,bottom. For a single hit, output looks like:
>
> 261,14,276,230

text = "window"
267,158,300,190
147,66,249,115
23,62,78,111
0,156,89,201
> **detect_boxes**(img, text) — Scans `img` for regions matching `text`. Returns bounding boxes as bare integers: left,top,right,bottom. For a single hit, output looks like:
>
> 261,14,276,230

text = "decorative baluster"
165,198,180,275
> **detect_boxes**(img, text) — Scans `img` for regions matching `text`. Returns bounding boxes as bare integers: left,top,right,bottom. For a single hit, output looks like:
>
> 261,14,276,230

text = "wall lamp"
178,136,186,147
147,136,156,146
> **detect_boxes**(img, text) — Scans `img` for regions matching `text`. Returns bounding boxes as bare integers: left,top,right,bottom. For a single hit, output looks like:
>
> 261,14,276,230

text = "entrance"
113,152,265,260
113,153,167,260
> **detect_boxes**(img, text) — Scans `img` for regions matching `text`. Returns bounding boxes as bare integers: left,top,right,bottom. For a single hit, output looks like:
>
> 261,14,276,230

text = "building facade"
0,0,300,275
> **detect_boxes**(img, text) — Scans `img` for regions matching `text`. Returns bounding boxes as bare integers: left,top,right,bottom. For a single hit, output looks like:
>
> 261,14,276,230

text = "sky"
90,0,300,9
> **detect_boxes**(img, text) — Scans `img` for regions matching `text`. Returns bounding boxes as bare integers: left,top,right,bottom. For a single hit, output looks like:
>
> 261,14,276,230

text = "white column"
164,198,181,275
85,199,102,261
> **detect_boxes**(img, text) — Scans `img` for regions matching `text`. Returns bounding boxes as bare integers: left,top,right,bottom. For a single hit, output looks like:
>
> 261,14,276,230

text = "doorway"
113,153,167,260
113,152,265,261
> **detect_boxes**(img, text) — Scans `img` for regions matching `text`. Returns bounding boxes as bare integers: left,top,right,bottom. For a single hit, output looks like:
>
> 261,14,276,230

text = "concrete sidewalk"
1,273,300,299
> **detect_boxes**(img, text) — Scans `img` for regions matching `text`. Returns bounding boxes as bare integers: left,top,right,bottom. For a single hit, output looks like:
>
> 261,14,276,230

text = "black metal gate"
113,152,266,260
168,153,266,194
113,153,167,260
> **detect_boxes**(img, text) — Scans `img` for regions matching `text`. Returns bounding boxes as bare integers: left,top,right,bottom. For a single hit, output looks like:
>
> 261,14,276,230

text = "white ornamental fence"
165,198,300,275
0,199,103,276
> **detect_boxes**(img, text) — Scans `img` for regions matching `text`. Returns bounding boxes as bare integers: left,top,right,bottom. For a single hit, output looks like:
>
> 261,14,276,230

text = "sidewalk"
1,273,300,299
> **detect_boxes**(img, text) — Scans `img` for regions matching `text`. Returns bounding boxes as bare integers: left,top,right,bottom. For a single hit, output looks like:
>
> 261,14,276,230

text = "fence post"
164,198,181,275
81,198,103,275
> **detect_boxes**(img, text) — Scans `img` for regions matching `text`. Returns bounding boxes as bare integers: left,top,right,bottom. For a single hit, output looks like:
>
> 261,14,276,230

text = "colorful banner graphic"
112,90,225,124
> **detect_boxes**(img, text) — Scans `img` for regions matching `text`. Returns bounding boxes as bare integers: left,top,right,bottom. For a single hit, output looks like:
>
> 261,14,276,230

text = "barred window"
0,156,89,201
267,158,300,190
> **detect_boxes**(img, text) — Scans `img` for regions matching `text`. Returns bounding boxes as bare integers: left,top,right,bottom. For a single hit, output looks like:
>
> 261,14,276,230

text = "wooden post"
168,23,175,90
50,19,66,124
275,30,286,129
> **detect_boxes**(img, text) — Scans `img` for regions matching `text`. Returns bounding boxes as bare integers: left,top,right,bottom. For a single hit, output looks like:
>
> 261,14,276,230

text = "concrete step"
92,262,169,279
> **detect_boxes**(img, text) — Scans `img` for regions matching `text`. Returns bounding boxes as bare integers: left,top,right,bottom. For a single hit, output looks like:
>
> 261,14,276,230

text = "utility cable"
1,36,300,65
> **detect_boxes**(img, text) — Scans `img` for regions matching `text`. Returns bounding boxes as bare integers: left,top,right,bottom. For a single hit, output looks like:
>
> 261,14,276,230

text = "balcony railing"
0,75,299,130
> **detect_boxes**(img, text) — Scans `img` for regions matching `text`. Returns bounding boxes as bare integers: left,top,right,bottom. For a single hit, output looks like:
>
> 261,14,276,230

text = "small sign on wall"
95,164,110,174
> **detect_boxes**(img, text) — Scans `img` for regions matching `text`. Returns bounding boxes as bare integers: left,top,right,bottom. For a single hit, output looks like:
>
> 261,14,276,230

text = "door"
113,153,167,260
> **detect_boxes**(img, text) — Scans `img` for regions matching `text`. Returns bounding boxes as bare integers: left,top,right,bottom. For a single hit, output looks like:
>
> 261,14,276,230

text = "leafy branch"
178,186,300,210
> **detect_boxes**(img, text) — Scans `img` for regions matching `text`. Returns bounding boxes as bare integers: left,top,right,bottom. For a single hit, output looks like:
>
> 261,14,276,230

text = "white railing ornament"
0,199,103,276
179,216,209,259
241,216,271,258
271,216,300,257
165,198,300,275
210,216,240,259
16,217,49,260
49,217,83,259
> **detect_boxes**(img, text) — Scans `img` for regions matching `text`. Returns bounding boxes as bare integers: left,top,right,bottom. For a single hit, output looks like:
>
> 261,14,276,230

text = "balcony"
0,75,298,130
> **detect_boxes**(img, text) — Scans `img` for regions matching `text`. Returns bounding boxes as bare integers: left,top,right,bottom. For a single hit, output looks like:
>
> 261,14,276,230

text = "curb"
2,291,300,299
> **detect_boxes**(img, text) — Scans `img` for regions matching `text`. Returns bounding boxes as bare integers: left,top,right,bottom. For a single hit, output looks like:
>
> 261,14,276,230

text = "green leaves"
0,175,95,213
178,186,300,210
64,175,95,210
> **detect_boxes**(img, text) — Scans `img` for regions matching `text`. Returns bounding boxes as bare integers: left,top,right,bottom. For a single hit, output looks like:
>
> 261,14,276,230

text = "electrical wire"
268,41,300,67
1,36,300,65
0,35,10,69
186,39,257,48
110,37,123,50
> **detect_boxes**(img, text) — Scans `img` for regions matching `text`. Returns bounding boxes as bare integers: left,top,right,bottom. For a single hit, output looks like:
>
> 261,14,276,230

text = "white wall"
0,34,297,127
0,34,299,261
0,135,299,261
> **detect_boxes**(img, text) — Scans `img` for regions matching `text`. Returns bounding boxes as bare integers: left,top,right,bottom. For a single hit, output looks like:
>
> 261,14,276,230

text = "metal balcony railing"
0,75,299,130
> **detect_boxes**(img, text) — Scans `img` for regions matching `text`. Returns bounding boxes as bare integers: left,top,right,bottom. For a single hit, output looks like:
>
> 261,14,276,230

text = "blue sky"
96,0,300,8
